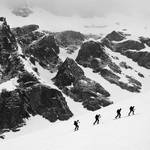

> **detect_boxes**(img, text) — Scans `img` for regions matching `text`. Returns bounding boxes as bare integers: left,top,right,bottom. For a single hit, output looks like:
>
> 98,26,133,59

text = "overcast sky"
1,0,150,18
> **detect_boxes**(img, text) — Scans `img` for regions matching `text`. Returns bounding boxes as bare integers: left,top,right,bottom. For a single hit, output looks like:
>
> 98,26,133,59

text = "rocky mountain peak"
105,30,125,41
76,41,108,67
12,24,39,37
0,17,16,51
53,58,84,87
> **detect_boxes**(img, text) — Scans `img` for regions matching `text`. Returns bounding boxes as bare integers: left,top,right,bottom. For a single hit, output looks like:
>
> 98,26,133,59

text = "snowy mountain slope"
0,5,150,148
105,47,150,92
1,90,150,150
16,28,150,113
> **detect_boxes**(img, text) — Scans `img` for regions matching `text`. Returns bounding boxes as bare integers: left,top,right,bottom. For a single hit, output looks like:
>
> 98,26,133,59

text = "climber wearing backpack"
128,106,135,116
115,108,122,119
74,120,80,131
93,114,101,125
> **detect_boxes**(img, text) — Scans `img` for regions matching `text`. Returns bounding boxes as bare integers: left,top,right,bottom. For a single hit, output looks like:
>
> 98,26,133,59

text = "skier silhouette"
93,114,101,125
128,106,135,116
74,120,80,131
115,108,122,119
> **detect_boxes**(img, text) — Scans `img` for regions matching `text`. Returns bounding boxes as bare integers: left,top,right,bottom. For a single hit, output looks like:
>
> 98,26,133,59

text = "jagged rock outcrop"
139,37,150,47
17,31,45,48
0,17,25,82
102,31,150,69
76,40,142,92
100,69,141,92
76,41,121,73
53,58,84,87
12,24,39,37
0,18,73,133
24,84,73,122
12,25,61,71
119,62,132,69
25,35,61,70
55,30,85,47
0,88,30,130
53,58,112,111
105,31,125,41
76,41,109,67
103,31,145,52
124,51,150,69
0,83,73,130
114,40,145,52
11,25,44,50
54,30,85,54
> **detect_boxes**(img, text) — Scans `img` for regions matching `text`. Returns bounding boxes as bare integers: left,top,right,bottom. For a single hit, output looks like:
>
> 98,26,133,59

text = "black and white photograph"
0,0,150,149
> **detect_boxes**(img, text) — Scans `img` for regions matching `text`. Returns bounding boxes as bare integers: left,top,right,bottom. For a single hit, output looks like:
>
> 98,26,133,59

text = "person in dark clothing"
115,108,122,119
93,114,101,125
128,106,135,116
74,120,80,131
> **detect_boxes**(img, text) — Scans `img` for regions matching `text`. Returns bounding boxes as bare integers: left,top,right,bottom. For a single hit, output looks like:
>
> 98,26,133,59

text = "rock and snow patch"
1,91,150,150
0,77,19,92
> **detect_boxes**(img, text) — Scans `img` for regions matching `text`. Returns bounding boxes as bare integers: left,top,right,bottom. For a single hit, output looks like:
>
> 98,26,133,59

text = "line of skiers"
74,106,135,131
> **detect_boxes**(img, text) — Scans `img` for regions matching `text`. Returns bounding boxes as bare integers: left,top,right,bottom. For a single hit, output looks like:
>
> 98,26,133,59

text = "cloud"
1,0,150,18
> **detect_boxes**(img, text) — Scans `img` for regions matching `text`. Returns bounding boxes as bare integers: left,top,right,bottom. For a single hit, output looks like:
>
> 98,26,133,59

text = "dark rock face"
126,75,142,87
17,71,39,88
102,31,150,69
139,36,150,47
0,89,30,130
0,18,16,49
114,40,145,52
0,18,25,82
119,62,132,70
105,31,125,41
12,25,39,37
101,38,114,50
0,84,73,130
54,58,112,111
53,58,84,87
108,61,122,74
73,76,110,97
12,25,44,49
76,41,109,67
12,25,61,72
17,31,44,47
100,69,141,92
76,41,121,74
91,58,107,72
138,72,144,78
0,18,73,133
55,30,85,47
25,84,73,122
76,40,142,93
0,53,24,82
124,51,150,69
25,35,61,70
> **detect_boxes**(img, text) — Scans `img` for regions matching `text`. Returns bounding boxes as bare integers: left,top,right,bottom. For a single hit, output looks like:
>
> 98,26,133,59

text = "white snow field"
0,90,150,150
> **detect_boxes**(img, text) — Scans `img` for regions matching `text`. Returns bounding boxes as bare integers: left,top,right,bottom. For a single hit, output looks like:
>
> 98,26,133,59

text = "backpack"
74,121,77,125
